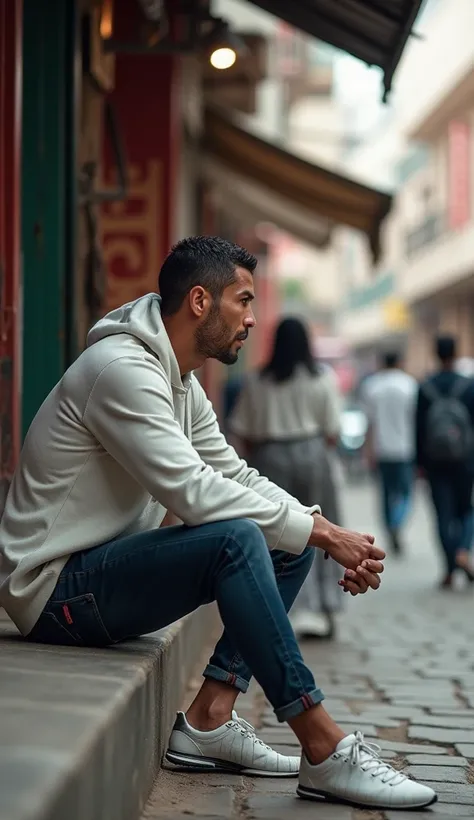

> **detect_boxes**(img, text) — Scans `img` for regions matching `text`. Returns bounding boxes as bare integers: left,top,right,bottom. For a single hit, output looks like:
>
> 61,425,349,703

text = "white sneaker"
298,732,438,809
291,610,333,639
166,711,300,777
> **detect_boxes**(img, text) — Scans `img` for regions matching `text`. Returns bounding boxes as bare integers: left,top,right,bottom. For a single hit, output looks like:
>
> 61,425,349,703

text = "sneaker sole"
296,784,438,810
165,750,298,777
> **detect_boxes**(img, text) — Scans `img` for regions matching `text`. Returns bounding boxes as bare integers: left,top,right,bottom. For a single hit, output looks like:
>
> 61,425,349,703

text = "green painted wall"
21,0,78,439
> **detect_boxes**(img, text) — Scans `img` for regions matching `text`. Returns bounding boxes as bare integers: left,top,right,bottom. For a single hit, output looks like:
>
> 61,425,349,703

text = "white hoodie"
0,294,318,635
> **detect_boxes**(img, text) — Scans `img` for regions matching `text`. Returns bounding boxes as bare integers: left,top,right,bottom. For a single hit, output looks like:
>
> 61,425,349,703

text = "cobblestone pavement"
143,479,474,820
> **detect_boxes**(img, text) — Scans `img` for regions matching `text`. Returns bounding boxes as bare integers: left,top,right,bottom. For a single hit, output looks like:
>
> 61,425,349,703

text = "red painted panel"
448,120,470,230
101,1,181,311
0,0,22,487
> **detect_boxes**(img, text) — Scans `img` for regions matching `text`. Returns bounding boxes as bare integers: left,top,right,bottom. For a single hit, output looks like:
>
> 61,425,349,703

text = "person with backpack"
416,335,474,588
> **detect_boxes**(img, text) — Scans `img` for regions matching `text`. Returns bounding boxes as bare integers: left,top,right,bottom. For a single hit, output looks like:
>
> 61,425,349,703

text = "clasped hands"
309,513,385,597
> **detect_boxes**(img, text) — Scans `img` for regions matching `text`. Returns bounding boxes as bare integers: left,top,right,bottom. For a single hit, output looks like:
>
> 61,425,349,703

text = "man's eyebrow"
238,289,255,300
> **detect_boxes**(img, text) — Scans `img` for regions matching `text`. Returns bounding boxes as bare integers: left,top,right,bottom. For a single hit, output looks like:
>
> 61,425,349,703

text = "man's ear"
189,285,212,318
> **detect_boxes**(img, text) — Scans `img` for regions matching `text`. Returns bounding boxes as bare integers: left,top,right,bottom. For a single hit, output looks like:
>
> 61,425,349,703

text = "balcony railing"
405,212,444,257
346,271,395,311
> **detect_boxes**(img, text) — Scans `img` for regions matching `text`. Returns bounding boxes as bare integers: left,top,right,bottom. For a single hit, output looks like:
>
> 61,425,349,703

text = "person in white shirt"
0,237,435,809
229,317,344,640
361,352,418,555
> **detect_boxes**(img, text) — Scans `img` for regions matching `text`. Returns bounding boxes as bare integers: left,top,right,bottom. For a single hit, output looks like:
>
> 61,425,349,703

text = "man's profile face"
195,267,256,365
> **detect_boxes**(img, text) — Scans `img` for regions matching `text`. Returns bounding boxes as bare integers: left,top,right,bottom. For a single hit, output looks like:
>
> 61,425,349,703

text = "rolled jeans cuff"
203,663,250,694
274,688,325,723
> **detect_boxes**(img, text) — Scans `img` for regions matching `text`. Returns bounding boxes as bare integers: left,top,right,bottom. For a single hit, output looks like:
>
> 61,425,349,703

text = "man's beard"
195,305,247,366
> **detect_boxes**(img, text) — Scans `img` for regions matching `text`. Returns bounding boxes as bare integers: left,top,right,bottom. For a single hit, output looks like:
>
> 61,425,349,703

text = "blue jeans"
378,461,413,532
27,518,324,722
428,470,474,574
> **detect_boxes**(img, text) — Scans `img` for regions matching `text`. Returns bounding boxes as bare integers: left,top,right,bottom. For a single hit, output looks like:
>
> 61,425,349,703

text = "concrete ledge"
0,604,217,820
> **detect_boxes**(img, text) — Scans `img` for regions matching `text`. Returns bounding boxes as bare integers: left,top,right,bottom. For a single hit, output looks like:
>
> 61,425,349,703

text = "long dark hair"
262,317,318,383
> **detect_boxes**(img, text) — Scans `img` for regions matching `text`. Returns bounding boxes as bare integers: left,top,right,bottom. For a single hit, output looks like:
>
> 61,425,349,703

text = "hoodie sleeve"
83,356,314,554
190,378,321,517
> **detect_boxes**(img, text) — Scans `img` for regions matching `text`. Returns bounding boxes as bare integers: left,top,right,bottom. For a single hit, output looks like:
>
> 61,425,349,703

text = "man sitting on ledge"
0,236,436,811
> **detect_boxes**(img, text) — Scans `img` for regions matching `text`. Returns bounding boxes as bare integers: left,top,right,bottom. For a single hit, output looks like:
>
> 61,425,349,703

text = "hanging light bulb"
210,46,237,70
208,23,246,71
99,0,114,39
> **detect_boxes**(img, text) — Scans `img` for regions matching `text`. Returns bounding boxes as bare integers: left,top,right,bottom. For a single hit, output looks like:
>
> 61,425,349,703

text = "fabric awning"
202,108,392,262
202,157,332,251
248,0,424,100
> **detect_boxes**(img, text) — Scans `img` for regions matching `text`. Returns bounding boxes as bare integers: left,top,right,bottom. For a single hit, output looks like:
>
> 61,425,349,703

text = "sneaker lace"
348,732,406,785
228,716,273,750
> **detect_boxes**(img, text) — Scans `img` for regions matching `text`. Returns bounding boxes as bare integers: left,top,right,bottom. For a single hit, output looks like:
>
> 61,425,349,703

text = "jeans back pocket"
30,593,112,647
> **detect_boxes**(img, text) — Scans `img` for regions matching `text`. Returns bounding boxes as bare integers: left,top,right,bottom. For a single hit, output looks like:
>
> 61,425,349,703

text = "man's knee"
227,517,267,545
222,518,272,564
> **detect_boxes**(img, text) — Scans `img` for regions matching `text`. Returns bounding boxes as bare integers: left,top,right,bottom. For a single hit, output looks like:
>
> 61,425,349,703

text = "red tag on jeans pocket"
63,604,73,625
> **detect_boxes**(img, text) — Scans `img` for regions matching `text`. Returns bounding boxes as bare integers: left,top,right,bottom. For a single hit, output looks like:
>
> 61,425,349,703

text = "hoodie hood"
87,293,188,390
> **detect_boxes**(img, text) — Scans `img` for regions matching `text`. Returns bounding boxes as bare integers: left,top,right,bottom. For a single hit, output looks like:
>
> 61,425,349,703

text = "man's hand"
339,559,384,596
309,513,385,571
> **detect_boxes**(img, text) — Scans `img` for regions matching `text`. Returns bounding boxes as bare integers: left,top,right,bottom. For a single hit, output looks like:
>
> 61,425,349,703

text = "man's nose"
245,310,256,329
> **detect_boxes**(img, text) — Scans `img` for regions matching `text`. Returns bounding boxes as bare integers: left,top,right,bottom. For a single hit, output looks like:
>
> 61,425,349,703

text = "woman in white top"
229,317,343,640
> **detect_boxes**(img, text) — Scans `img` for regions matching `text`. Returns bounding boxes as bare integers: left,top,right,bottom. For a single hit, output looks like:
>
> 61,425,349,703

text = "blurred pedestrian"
222,373,245,441
361,352,417,555
417,335,474,588
229,317,343,640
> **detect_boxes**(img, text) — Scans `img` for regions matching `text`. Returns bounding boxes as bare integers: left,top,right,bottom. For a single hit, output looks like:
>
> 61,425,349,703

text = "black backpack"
423,377,474,463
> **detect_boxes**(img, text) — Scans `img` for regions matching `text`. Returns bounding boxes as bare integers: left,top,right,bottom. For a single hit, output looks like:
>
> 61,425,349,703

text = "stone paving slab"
356,706,426,720
421,783,474,805
160,769,246,788
143,786,236,818
244,778,297,794
408,726,474,744
407,715,474,729
421,669,473,679
406,766,468,783
246,794,353,819
455,744,474,758
431,709,474,716
386,807,474,818
389,699,461,710
160,816,225,820
379,685,456,694
406,755,468,767
352,716,403,728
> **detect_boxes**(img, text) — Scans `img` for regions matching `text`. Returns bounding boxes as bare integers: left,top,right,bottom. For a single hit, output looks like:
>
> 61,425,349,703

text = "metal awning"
247,0,424,100
203,108,392,261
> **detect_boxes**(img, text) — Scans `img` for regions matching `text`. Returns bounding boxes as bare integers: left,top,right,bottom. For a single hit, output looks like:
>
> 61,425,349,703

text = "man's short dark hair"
158,236,257,316
381,351,400,369
436,334,457,362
